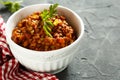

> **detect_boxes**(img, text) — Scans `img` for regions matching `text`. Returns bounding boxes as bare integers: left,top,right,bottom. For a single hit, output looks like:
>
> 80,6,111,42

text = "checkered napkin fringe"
0,16,58,80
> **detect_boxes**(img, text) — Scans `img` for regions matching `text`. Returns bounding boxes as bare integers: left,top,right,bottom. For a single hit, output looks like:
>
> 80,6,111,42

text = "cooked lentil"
11,12,76,51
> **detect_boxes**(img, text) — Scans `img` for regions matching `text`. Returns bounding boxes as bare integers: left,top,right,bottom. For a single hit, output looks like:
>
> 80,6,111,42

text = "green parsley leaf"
46,21,54,27
0,0,23,13
40,3,58,37
43,23,52,38
49,3,58,17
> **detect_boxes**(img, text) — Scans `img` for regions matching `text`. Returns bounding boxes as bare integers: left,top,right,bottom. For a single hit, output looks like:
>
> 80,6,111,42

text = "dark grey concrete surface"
0,0,120,80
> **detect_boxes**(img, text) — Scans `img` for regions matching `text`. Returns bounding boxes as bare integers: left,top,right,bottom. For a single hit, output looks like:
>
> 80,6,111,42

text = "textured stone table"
0,0,120,80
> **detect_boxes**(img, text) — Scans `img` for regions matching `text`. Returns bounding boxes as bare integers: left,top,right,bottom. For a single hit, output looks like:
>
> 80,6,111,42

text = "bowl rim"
6,4,84,55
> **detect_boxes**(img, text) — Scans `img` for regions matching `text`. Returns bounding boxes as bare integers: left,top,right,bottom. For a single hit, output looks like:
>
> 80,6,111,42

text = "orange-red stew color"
11,12,76,51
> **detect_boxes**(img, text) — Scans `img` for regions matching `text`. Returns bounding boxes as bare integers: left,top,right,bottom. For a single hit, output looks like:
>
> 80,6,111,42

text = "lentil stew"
11,6,76,51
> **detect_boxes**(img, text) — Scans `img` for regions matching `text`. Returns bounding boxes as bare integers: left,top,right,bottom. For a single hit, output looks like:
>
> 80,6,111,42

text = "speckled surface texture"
0,0,120,80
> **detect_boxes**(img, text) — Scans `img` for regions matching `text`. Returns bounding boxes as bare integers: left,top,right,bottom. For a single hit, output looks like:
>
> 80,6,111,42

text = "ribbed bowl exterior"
20,53,74,73
10,45,76,74
9,41,78,73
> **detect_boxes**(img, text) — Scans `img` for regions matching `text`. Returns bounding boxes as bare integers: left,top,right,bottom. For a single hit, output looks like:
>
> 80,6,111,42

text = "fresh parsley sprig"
40,3,58,37
0,0,23,13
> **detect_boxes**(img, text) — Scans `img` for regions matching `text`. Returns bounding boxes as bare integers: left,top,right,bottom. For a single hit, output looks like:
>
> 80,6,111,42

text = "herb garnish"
0,0,23,13
40,3,58,37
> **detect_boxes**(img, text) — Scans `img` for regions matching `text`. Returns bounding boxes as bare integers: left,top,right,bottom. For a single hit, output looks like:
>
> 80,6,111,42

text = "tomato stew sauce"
11,12,76,51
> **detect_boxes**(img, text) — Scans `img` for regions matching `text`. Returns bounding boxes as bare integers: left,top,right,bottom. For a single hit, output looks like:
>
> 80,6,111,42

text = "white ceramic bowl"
6,4,84,74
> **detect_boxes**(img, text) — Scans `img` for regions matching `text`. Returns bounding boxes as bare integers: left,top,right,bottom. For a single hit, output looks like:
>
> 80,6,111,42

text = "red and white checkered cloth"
0,16,58,80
